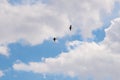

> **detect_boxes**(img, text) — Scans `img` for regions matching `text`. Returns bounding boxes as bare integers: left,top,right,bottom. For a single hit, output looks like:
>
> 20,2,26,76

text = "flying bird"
69,25,72,31
53,37,57,42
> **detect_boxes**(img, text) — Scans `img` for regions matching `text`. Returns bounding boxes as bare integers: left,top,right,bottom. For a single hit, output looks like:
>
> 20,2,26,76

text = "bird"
53,37,57,42
69,25,72,31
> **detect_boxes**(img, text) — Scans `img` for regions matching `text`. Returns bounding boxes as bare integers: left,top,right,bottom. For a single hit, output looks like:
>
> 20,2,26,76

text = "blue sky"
0,0,120,80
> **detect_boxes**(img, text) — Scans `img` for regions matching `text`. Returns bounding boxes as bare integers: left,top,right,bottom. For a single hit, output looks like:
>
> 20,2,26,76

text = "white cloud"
49,0,117,38
0,0,70,45
0,70,4,78
13,18,120,80
103,18,120,53
0,45,9,56
0,0,119,47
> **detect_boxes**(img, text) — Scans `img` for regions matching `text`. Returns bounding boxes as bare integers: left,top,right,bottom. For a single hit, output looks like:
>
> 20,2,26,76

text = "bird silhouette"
53,37,57,42
69,25,72,31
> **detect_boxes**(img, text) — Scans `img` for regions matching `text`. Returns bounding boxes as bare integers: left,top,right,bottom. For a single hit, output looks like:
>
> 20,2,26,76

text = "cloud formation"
49,0,116,38
0,0,120,79
0,0,119,45
0,0,70,45
13,18,120,80
0,0,120,56
103,18,120,54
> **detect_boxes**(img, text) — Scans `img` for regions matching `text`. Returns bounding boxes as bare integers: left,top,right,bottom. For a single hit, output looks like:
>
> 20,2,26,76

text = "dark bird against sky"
53,37,57,42
69,25,72,31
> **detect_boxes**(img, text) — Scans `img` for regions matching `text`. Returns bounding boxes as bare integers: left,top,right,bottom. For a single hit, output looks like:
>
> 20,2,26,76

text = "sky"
0,0,120,80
